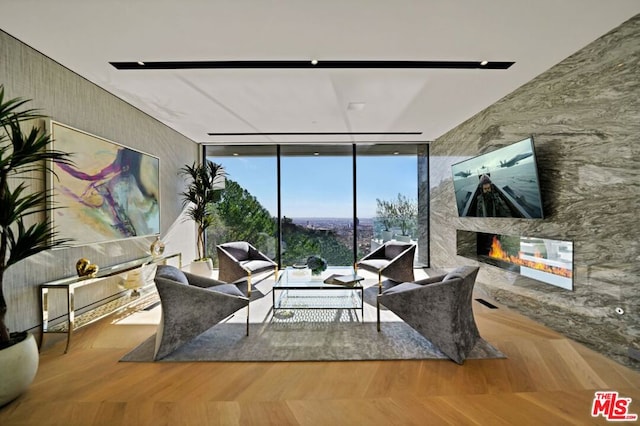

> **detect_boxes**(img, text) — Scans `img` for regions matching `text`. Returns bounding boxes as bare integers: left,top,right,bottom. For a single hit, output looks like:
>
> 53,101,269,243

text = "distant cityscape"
290,217,376,256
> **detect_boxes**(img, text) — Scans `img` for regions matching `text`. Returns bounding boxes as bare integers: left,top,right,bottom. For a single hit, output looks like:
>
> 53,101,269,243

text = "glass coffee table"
273,266,365,321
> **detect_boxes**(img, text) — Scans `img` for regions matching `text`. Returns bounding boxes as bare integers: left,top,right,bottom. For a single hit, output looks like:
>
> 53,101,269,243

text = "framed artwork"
50,121,160,245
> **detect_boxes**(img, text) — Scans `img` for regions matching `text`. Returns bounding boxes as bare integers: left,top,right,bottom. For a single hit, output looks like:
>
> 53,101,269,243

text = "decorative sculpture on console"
76,258,99,277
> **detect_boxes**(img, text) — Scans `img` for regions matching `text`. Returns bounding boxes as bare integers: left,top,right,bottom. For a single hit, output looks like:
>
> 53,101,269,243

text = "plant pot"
309,270,324,281
189,258,214,276
395,234,411,243
381,230,393,242
0,332,39,407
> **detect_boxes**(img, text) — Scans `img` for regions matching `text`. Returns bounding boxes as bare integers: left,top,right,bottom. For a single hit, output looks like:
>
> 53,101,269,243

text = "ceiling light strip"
201,140,429,145
206,132,423,136
110,60,514,70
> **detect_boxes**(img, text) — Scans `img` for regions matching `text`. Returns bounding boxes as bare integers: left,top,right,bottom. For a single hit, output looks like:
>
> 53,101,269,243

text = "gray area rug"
120,310,506,362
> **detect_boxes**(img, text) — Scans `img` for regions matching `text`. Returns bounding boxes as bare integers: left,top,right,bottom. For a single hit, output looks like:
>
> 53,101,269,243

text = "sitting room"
1,3,639,425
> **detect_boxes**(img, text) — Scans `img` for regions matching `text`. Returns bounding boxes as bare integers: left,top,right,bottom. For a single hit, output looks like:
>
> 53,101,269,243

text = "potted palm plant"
0,85,73,406
179,161,225,273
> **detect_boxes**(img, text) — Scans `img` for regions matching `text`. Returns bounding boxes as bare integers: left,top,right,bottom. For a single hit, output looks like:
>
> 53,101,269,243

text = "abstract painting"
50,122,160,244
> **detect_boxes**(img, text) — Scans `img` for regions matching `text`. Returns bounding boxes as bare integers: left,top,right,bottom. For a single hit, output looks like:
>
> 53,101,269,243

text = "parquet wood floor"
1,295,638,425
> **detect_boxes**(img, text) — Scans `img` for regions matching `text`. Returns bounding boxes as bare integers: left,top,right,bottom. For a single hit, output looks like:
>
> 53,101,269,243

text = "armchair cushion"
358,259,390,271
158,265,189,285
443,268,466,281
221,241,250,261
240,259,276,274
206,283,245,297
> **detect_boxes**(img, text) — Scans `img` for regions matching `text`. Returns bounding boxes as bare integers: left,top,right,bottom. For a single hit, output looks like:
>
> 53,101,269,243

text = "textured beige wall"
1,30,199,333
429,15,639,369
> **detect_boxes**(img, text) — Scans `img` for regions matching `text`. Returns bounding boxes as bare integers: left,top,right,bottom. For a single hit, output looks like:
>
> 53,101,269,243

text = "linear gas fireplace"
457,230,573,290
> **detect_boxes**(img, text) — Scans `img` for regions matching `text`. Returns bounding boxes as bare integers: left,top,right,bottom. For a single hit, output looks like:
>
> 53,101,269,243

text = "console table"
39,252,181,353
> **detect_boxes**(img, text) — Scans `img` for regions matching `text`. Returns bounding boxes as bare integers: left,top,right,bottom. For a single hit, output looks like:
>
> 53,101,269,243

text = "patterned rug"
120,291,506,363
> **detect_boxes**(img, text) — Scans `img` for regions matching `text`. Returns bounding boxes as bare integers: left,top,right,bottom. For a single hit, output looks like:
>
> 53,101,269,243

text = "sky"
207,154,418,218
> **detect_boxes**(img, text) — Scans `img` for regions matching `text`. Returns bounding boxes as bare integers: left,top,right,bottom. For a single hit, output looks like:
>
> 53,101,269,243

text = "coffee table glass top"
275,266,364,289
273,266,365,315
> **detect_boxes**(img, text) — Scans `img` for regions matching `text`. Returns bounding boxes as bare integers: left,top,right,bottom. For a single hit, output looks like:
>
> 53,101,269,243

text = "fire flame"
489,236,572,278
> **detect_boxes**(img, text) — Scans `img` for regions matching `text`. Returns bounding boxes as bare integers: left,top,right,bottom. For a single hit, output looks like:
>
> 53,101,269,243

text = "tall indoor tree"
0,86,73,346
179,161,226,261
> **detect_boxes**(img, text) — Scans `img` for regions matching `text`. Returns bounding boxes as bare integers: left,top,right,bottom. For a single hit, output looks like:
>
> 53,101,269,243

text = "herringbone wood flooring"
1,295,638,425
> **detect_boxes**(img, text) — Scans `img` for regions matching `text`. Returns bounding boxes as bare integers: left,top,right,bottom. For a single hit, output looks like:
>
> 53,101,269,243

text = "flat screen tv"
451,137,544,218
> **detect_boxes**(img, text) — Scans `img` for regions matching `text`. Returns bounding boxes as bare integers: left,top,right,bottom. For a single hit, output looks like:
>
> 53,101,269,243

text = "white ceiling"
1,1,638,145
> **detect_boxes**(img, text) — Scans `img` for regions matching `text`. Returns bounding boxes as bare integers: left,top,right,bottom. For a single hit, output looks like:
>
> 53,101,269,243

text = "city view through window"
204,145,423,268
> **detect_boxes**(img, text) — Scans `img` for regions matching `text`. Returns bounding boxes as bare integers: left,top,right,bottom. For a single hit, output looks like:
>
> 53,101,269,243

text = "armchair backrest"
384,242,414,260
218,241,251,261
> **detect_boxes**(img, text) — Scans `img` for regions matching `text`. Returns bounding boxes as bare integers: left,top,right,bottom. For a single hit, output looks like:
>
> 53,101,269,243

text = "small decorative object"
324,274,365,287
150,236,165,257
122,268,144,296
306,255,327,276
75,258,99,277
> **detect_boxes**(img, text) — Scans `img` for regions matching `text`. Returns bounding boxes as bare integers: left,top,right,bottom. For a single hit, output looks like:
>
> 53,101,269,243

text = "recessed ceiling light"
480,60,488,66
137,61,145,66
311,59,318,65
347,102,366,111
313,152,319,156
393,151,400,155
232,153,239,156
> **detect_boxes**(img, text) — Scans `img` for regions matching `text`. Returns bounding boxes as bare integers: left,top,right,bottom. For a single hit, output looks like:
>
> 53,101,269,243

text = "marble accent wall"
429,15,639,369
1,30,199,333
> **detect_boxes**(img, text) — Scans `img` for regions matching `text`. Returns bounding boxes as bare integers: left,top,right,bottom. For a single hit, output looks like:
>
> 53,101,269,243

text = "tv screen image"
451,137,544,218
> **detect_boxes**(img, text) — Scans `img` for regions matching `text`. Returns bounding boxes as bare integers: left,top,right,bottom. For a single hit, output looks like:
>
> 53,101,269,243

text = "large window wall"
280,145,354,266
204,145,278,266
356,145,422,263
205,143,427,268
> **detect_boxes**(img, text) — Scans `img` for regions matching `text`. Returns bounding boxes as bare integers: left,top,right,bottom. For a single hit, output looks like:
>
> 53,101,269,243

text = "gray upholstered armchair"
356,241,416,329
356,241,416,283
216,241,278,296
378,266,481,364
153,264,250,360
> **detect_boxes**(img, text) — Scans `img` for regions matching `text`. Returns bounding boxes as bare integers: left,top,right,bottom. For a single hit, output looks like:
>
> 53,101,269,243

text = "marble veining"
429,15,640,369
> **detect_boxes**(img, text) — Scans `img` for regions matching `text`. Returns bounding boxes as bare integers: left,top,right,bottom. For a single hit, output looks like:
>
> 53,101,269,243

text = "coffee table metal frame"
273,267,364,321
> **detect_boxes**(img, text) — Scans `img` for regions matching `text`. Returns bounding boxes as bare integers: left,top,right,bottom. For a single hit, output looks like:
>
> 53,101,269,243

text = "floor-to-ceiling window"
204,143,427,268
356,144,423,265
280,145,354,267
205,145,278,266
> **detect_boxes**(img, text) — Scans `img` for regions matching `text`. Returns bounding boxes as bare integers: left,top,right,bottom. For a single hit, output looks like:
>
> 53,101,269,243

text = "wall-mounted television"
451,137,544,218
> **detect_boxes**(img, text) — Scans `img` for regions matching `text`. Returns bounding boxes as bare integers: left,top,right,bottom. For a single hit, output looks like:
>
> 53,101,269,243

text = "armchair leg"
377,271,382,332
246,273,252,336
246,302,250,336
